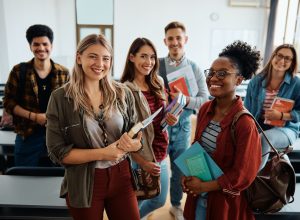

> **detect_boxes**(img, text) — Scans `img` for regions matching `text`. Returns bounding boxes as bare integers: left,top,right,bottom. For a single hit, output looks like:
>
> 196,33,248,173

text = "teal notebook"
174,142,223,180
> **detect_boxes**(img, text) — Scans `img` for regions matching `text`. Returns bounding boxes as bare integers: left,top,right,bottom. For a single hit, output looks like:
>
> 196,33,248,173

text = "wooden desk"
0,175,70,219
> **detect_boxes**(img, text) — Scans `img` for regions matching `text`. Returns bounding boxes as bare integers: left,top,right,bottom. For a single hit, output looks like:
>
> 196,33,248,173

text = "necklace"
42,85,46,90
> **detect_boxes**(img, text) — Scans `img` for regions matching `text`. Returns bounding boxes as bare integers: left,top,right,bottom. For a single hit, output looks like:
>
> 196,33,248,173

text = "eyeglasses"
204,69,239,80
95,105,109,147
275,53,293,63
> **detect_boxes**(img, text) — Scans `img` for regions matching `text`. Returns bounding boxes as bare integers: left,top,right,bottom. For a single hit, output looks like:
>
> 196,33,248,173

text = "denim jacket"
244,73,300,141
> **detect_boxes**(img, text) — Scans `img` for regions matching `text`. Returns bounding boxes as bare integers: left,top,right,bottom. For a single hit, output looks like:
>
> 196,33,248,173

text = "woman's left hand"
117,131,142,152
264,109,282,120
165,112,179,126
185,176,204,196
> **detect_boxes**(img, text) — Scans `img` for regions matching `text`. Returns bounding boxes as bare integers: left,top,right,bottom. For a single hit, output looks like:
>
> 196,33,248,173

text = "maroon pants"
66,159,139,220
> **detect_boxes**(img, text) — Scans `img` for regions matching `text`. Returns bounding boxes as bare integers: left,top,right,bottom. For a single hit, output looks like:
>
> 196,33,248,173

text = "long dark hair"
120,37,164,100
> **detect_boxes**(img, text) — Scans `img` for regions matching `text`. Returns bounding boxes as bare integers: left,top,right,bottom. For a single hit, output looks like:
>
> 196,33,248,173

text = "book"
128,107,162,138
186,153,212,181
174,142,223,181
166,65,199,96
160,93,186,131
168,76,190,96
264,97,295,127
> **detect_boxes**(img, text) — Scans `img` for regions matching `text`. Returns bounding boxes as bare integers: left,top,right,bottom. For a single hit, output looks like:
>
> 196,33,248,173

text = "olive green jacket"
46,83,137,208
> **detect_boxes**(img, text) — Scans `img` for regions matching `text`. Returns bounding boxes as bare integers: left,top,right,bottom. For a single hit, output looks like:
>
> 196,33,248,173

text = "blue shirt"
244,73,300,141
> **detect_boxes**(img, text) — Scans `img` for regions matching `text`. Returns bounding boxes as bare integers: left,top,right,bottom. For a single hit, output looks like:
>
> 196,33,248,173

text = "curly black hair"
219,41,261,80
26,24,54,44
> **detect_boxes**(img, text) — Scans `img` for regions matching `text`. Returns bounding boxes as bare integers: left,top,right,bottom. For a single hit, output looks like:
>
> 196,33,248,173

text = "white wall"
0,0,267,82
114,0,267,79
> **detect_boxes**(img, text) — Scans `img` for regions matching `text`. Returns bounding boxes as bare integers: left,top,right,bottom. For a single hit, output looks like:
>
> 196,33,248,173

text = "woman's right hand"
141,161,160,176
101,141,126,161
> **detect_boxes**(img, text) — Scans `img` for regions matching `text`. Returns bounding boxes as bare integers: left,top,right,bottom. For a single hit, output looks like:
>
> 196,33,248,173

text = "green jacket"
46,83,137,208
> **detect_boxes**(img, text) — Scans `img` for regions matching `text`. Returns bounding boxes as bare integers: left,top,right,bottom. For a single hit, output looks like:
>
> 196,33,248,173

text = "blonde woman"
46,34,142,220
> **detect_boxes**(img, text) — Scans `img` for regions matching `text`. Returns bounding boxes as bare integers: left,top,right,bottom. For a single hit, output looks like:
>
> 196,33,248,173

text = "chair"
4,166,65,177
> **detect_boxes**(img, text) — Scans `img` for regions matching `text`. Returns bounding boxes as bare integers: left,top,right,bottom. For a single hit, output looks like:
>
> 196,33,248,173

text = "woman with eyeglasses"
182,41,262,220
120,37,178,219
244,44,300,170
46,34,142,220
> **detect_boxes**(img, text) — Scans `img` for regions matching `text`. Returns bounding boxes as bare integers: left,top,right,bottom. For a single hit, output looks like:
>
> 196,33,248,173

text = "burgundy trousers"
66,159,139,220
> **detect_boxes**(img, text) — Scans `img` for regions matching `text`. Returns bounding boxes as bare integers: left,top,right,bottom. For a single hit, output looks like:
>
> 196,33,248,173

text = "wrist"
28,111,31,120
280,112,284,120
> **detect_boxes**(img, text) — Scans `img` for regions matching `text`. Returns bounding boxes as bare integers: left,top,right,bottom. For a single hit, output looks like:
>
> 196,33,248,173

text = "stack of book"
160,93,186,131
174,142,223,181
264,97,294,127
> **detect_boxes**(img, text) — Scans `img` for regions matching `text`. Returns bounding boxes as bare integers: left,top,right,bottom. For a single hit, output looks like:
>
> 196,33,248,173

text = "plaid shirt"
3,59,69,138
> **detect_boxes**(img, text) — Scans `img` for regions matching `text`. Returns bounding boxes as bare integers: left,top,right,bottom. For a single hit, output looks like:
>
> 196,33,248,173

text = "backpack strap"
158,58,170,91
230,109,283,158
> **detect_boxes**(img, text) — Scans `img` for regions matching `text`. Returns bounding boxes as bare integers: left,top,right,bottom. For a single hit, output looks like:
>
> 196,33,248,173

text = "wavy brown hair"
120,37,164,100
66,34,127,118
260,44,298,87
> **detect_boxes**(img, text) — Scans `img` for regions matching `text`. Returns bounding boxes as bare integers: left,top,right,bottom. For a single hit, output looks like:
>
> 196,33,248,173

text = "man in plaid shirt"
3,24,69,166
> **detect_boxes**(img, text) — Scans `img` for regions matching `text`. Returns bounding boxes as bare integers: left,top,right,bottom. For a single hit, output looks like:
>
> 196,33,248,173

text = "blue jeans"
14,129,52,166
139,159,169,218
260,127,297,170
195,195,207,220
168,112,192,207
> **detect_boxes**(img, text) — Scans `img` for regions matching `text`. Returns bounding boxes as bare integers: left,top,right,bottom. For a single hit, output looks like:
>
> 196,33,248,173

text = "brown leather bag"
231,110,296,213
131,166,160,200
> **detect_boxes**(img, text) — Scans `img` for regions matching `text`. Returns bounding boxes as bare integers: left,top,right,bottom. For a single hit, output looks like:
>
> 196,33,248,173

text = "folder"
174,142,223,180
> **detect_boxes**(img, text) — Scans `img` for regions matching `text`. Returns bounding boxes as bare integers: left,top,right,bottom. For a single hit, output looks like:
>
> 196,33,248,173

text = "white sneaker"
169,206,184,220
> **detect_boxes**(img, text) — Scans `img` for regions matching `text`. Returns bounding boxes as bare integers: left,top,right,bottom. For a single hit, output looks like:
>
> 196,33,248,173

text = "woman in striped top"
120,37,178,219
183,41,262,220
244,44,300,170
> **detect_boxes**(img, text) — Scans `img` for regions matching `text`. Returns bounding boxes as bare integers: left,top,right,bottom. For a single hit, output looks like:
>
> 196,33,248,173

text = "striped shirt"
262,89,279,117
200,120,221,155
142,90,168,162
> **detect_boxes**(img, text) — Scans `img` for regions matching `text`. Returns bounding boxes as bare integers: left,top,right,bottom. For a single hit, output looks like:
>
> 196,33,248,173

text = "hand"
101,141,126,161
36,113,47,126
165,112,179,126
184,176,204,196
181,176,189,193
117,131,142,152
141,161,160,176
264,109,281,120
170,86,190,106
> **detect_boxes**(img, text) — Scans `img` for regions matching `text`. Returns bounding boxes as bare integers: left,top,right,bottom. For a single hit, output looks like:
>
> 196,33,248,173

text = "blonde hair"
66,34,127,118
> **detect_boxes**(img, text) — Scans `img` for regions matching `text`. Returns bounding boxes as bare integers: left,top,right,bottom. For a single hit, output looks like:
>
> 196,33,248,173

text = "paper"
264,97,294,127
128,107,162,138
166,65,198,96
174,142,223,180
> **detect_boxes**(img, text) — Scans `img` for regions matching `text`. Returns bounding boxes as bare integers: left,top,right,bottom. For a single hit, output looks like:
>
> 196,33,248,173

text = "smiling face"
77,44,111,82
129,45,156,77
271,48,293,73
30,36,52,61
206,57,243,99
164,28,187,59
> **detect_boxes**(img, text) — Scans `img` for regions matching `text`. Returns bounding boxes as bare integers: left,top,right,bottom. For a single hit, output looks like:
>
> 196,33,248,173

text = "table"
0,175,70,219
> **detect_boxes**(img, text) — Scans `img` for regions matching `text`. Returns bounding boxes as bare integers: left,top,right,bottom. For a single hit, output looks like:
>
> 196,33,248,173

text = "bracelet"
280,112,284,120
28,111,31,120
